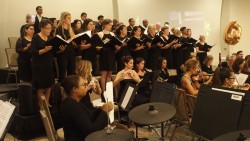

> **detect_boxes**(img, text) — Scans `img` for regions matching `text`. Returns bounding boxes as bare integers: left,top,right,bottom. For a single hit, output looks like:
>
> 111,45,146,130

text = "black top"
127,26,133,37
61,98,108,141
31,34,54,68
196,42,208,64
128,36,146,60
98,33,116,71
16,37,32,64
54,26,75,55
80,89,94,109
95,22,102,33
161,35,174,69
201,64,213,74
145,34,160,71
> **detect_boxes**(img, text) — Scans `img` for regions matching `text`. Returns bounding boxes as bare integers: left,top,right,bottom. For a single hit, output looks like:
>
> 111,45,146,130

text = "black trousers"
57,53,76,82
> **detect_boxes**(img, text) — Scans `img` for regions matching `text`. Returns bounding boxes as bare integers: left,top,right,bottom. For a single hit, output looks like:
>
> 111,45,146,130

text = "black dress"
115,36,130,72
128,36,146,60
172,37,184,74
55,26,76,82
31,34,54,89
61,98,108,141
98,33,116,71
196,42,208,64
161,35,174,69
145,34,160,71
16,37,32,82
201,64,213,74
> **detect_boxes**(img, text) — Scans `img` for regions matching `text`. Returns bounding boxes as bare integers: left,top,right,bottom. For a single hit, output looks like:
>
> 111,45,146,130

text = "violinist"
201,55,214,74
181,59,200,95
220,55,234,69
232,57,245,74
219,68,249,90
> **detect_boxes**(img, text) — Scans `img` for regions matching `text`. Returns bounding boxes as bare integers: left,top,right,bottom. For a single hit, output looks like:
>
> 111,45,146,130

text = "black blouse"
31,34,54,68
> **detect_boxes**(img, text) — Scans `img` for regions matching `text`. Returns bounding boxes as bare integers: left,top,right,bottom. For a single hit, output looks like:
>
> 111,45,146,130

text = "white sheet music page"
234,74,248,85
121,86,134,109
0,100,15,138
105,82,114,123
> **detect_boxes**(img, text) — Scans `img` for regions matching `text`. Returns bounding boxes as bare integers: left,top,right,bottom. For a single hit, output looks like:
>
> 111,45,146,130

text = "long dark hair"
115,24,126,36
131,26,141,37
134,57,145,72
82,18,93,32
232,57,245,74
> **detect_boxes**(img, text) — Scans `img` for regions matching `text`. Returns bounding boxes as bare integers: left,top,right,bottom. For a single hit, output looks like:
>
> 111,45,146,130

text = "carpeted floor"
4,124,203,141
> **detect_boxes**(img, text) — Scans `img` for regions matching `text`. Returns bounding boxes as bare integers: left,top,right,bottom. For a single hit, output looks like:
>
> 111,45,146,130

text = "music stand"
118,83,138,111
190,85,249,139
150,81,176,104
136,72,153,88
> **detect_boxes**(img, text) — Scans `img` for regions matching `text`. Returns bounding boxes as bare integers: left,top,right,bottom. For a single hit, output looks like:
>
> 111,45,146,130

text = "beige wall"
228,0,250,56
0,0,114,67
118,0,222,65
0,0,249,68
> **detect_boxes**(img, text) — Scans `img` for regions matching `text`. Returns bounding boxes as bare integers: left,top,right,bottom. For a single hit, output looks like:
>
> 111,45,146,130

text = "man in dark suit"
127,18,135,37
94,15,104,33
34,6,46,34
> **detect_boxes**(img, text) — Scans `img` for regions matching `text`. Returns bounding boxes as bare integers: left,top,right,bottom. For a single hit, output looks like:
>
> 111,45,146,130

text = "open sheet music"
234,73,249,86
104,82,114,123
0,100,15,139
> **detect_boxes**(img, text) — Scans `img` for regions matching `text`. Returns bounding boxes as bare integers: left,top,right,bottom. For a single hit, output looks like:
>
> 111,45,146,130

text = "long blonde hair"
76,60,92,80
55,11,75,38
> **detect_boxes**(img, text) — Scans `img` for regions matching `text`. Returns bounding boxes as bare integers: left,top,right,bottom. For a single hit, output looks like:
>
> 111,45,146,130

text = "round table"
128,102,176,140
213,130,250,141
85,129,133,141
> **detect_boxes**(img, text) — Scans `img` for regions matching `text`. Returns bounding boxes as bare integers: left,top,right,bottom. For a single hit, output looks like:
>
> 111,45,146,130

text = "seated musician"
76,60,102,109
201,55,214,74
219,68,249,90
181,59,200,95
152,57,170,84
113,56,141,102
133,57,152,106
219,55,234,69
61,75,113,141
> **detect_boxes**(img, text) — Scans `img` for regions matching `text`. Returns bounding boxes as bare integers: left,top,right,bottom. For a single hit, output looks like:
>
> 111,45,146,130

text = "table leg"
161,122,164,141
136,124,138,139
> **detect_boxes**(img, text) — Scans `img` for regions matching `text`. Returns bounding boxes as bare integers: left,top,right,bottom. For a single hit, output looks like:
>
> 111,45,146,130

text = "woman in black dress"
54,12,76,82
31,19,54,107
80,18,97,75
161,26,178,69
134,57,151,106
76,60,102,109
93,19,116,91
145,25,160,71
196,35,210,64
16,24,34,82
113,56,140,102
114,25,130,72
127,26,146,60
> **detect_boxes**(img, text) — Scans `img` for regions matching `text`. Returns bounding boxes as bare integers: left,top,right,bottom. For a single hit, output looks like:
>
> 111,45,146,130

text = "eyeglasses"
28,28,34,30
